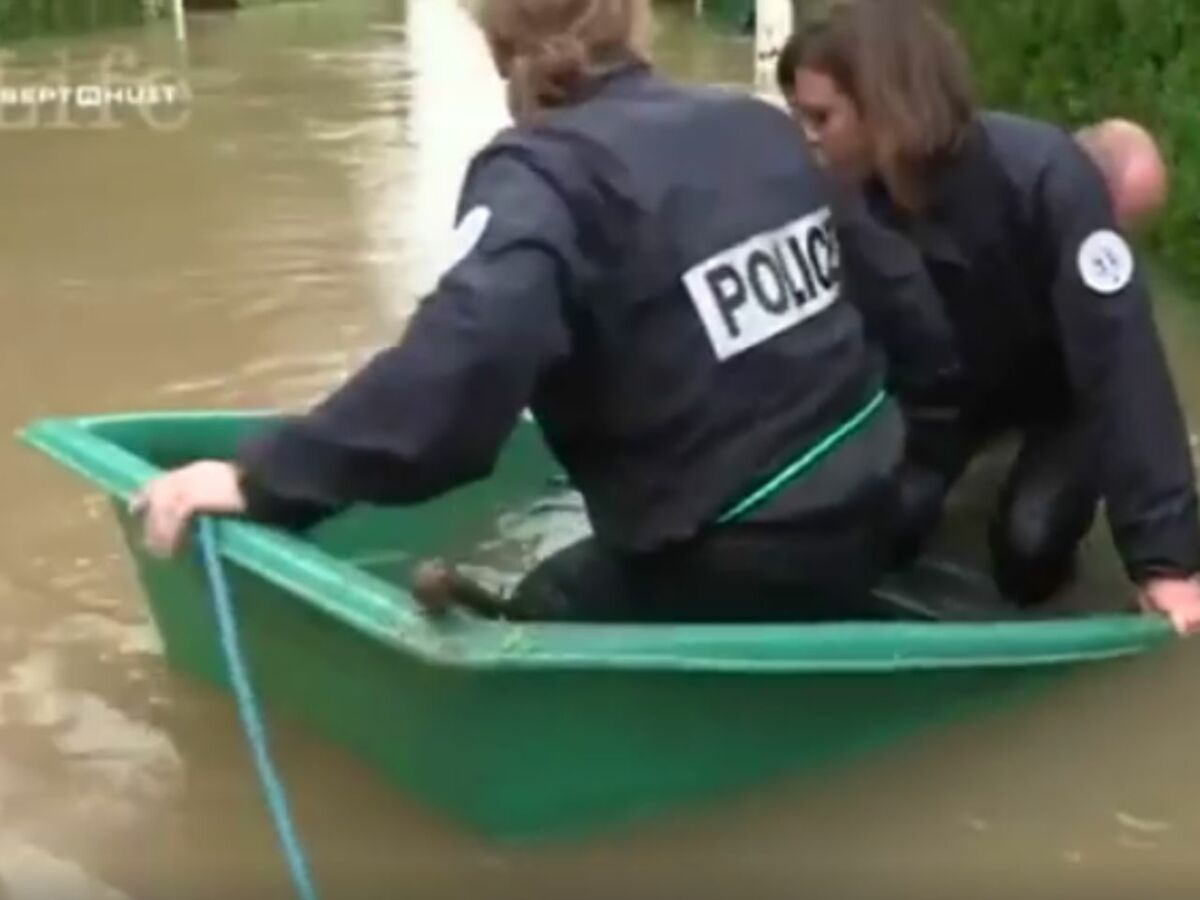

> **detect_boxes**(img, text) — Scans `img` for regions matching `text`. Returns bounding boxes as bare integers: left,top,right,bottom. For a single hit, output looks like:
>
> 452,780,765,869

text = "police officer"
130,0,949,623
776,0,1200,632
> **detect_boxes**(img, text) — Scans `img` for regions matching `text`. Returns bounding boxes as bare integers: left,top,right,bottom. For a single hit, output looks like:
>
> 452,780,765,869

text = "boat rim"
17,411,1176,675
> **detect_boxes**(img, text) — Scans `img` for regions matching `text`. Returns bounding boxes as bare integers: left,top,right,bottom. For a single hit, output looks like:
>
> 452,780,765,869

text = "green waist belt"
716,388,889,525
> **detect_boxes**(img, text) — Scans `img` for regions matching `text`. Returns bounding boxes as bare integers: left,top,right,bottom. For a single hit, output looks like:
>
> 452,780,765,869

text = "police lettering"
683,207,841,360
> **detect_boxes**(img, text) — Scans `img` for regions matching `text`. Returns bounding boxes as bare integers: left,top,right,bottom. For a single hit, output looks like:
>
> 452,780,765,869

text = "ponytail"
507,33,590,119
470,0,652,122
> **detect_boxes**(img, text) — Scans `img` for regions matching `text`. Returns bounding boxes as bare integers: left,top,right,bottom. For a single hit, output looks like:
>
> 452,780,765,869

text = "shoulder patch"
1077,229,1134,295
445,206,492,273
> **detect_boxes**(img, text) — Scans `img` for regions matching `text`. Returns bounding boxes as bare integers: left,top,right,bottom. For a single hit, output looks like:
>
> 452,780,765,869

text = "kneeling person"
775,0,1200,632
132,0,916,624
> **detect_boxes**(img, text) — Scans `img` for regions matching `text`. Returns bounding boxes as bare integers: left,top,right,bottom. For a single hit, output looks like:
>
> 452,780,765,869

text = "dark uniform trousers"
504,518,894,623
495,400,909,624
896,403,1101,606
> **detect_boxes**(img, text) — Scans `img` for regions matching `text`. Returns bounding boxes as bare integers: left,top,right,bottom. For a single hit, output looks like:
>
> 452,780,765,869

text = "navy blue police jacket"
865,110,1200,581
234,62,948,555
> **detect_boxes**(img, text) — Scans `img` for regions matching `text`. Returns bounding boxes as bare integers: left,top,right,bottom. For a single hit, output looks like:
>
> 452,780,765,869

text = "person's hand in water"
1138,576,1200,636
129,461,246,557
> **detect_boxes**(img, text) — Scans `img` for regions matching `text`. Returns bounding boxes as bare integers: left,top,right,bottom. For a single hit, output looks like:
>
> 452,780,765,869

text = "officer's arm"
1042,143,1200,582
834,194,961,405
232,153,576,530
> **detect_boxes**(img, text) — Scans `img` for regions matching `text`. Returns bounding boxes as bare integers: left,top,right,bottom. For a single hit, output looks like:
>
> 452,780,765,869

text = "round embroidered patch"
1077,229,1134,295
445,205,492,273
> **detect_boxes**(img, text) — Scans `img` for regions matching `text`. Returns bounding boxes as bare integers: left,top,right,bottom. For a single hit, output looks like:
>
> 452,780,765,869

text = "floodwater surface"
2,1,1200,898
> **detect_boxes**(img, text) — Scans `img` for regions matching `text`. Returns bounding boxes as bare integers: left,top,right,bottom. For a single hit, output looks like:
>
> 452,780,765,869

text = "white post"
755,0,793,103
396,0,509,307
171,0,187,43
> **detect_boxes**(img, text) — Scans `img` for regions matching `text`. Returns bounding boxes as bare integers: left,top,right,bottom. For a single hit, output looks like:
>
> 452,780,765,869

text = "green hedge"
947,0,1200,284
0,0,148,41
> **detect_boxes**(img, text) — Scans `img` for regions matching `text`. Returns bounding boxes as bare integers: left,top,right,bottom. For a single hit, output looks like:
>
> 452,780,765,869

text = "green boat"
19,411,1173,842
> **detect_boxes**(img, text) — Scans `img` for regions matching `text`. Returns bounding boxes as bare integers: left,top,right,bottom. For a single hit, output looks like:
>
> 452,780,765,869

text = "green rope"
717,389,889,524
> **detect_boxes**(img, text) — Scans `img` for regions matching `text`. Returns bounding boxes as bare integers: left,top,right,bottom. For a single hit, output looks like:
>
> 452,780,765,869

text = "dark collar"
862,117,991,269
573,57,653,102
925,118,991,216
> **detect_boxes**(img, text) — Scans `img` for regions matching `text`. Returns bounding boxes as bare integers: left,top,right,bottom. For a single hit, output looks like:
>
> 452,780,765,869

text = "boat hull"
20,412,1171,841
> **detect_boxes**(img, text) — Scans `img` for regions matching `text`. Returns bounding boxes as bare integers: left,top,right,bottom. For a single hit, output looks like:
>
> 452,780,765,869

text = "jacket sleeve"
233,150,577,530
834,192,963,409
1040,141,1200,581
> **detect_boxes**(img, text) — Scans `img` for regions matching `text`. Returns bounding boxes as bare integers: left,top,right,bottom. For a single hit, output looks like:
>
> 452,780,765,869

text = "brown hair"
787,0,977,211
466,0,652,122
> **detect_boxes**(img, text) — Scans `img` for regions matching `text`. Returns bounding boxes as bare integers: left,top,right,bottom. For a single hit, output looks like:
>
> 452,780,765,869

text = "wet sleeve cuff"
237,467,337,533
233,426,342,533
1118,505,1200,584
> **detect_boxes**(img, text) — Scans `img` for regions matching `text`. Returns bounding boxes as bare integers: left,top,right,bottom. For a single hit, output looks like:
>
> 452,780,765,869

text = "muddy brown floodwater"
2,1,1200,898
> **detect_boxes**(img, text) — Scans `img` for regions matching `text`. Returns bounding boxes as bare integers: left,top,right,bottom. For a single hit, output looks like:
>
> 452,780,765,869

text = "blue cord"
196,517,320,900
